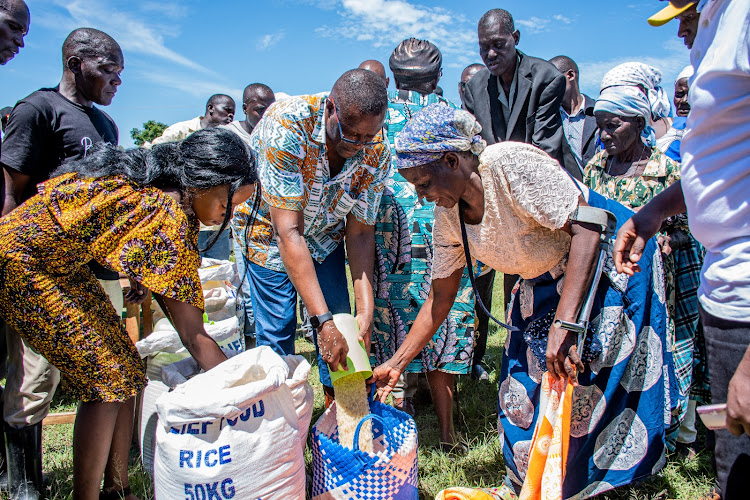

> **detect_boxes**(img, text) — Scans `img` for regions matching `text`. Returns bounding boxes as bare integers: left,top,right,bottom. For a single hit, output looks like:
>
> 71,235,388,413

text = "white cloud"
313,0,476,57
517,14,575,34
138,2,188,19
517,16,552,34
257,31,286,51
139,70,243,100
42,0,214,75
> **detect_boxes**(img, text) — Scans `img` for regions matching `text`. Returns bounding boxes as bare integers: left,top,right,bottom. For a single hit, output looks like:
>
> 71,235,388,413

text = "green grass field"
31,276,716,499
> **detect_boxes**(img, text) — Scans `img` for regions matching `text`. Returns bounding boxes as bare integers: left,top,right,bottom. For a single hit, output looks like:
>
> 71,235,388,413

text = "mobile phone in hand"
697,403,727,430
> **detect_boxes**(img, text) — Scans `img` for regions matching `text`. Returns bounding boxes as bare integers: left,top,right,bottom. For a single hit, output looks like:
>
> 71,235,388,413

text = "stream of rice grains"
332,373,373,453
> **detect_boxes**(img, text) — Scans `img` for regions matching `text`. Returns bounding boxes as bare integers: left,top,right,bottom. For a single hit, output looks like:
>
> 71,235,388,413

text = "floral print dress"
0,173,203,402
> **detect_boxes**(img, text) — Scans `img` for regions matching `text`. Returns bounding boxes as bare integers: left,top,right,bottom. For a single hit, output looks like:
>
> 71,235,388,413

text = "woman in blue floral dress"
371,89,475,448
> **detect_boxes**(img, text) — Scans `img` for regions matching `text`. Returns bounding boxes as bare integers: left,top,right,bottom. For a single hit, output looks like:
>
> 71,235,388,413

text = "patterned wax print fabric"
232,94,391,272
435,484,518,499
393,103,485,169
518,373,573,500
0,173,203,402
370,91,475,375
498,190,674,498
584,147,709,444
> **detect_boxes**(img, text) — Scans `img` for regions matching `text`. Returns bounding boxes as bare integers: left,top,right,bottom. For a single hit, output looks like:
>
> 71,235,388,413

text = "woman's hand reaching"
369,359,403,403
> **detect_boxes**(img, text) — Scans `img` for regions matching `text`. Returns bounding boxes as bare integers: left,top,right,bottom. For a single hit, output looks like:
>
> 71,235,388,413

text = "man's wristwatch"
309,311,334,330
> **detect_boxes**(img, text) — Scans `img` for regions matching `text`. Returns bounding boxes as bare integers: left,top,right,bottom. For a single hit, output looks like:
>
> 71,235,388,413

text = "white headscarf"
600,62,672,120
594,86,657,146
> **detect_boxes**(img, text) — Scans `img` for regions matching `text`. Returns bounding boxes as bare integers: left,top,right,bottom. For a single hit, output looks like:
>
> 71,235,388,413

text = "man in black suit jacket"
550,55,599,179
463,9,574,305
462,9,572,176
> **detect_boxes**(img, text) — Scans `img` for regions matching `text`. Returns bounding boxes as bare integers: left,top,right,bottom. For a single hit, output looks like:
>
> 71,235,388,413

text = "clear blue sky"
2,0,690,147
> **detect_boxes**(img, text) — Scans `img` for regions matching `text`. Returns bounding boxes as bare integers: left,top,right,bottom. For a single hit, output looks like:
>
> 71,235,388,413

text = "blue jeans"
232,237,256,338
246,243,350,387
198,228,231,261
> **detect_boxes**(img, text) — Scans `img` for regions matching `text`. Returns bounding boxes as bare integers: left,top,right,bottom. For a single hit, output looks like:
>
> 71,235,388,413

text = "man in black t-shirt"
0,27,123,498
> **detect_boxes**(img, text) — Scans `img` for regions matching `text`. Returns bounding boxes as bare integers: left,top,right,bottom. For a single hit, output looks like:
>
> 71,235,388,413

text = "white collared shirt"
682,0,750,320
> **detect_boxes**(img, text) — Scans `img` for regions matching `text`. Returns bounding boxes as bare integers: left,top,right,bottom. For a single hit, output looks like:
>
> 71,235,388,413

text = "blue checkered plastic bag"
311,397,418,499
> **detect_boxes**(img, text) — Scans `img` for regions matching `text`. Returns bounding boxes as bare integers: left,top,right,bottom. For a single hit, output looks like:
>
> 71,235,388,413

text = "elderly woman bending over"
372,105,675,498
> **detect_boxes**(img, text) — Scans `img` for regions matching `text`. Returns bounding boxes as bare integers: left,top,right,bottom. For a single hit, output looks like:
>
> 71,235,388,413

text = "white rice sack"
135,317,241,357
199,259,236,284
153,347,312,499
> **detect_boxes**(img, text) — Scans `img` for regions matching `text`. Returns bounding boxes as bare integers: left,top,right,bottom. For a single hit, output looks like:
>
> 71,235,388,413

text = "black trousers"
701,305,750,499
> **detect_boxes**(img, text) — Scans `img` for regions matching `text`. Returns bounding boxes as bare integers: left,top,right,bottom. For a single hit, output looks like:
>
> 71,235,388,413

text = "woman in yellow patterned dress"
0,128,258,500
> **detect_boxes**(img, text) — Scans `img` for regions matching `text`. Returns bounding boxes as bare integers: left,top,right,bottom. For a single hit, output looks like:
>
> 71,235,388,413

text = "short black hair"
478,9,515,34
206,94,235,110
331,68,388,118
549,55,579,76
62,28,121,68
243,83,273,103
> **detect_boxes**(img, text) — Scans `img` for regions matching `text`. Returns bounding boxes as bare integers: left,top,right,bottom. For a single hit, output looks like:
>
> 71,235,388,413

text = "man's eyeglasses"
330,98,384,147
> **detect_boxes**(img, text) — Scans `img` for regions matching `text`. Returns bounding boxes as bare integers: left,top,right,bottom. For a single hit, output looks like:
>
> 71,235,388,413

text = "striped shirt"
560,104,587,169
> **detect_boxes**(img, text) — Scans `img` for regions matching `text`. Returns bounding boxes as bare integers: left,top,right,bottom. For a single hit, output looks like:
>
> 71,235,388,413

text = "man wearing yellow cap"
648,1,700,48
617,1,750,498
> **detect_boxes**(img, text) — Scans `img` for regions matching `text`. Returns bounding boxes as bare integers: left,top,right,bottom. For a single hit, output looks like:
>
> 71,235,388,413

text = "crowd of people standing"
0,0,748,499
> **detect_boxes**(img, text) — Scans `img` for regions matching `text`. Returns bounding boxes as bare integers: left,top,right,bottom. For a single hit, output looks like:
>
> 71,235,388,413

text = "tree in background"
130,120,168,146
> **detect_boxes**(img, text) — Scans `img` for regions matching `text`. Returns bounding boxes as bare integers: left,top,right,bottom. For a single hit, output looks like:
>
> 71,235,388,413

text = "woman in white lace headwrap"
371,104,673,498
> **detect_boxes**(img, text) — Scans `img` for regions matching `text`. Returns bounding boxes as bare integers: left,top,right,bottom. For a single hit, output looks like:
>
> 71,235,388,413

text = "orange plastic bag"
518,373,573,500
